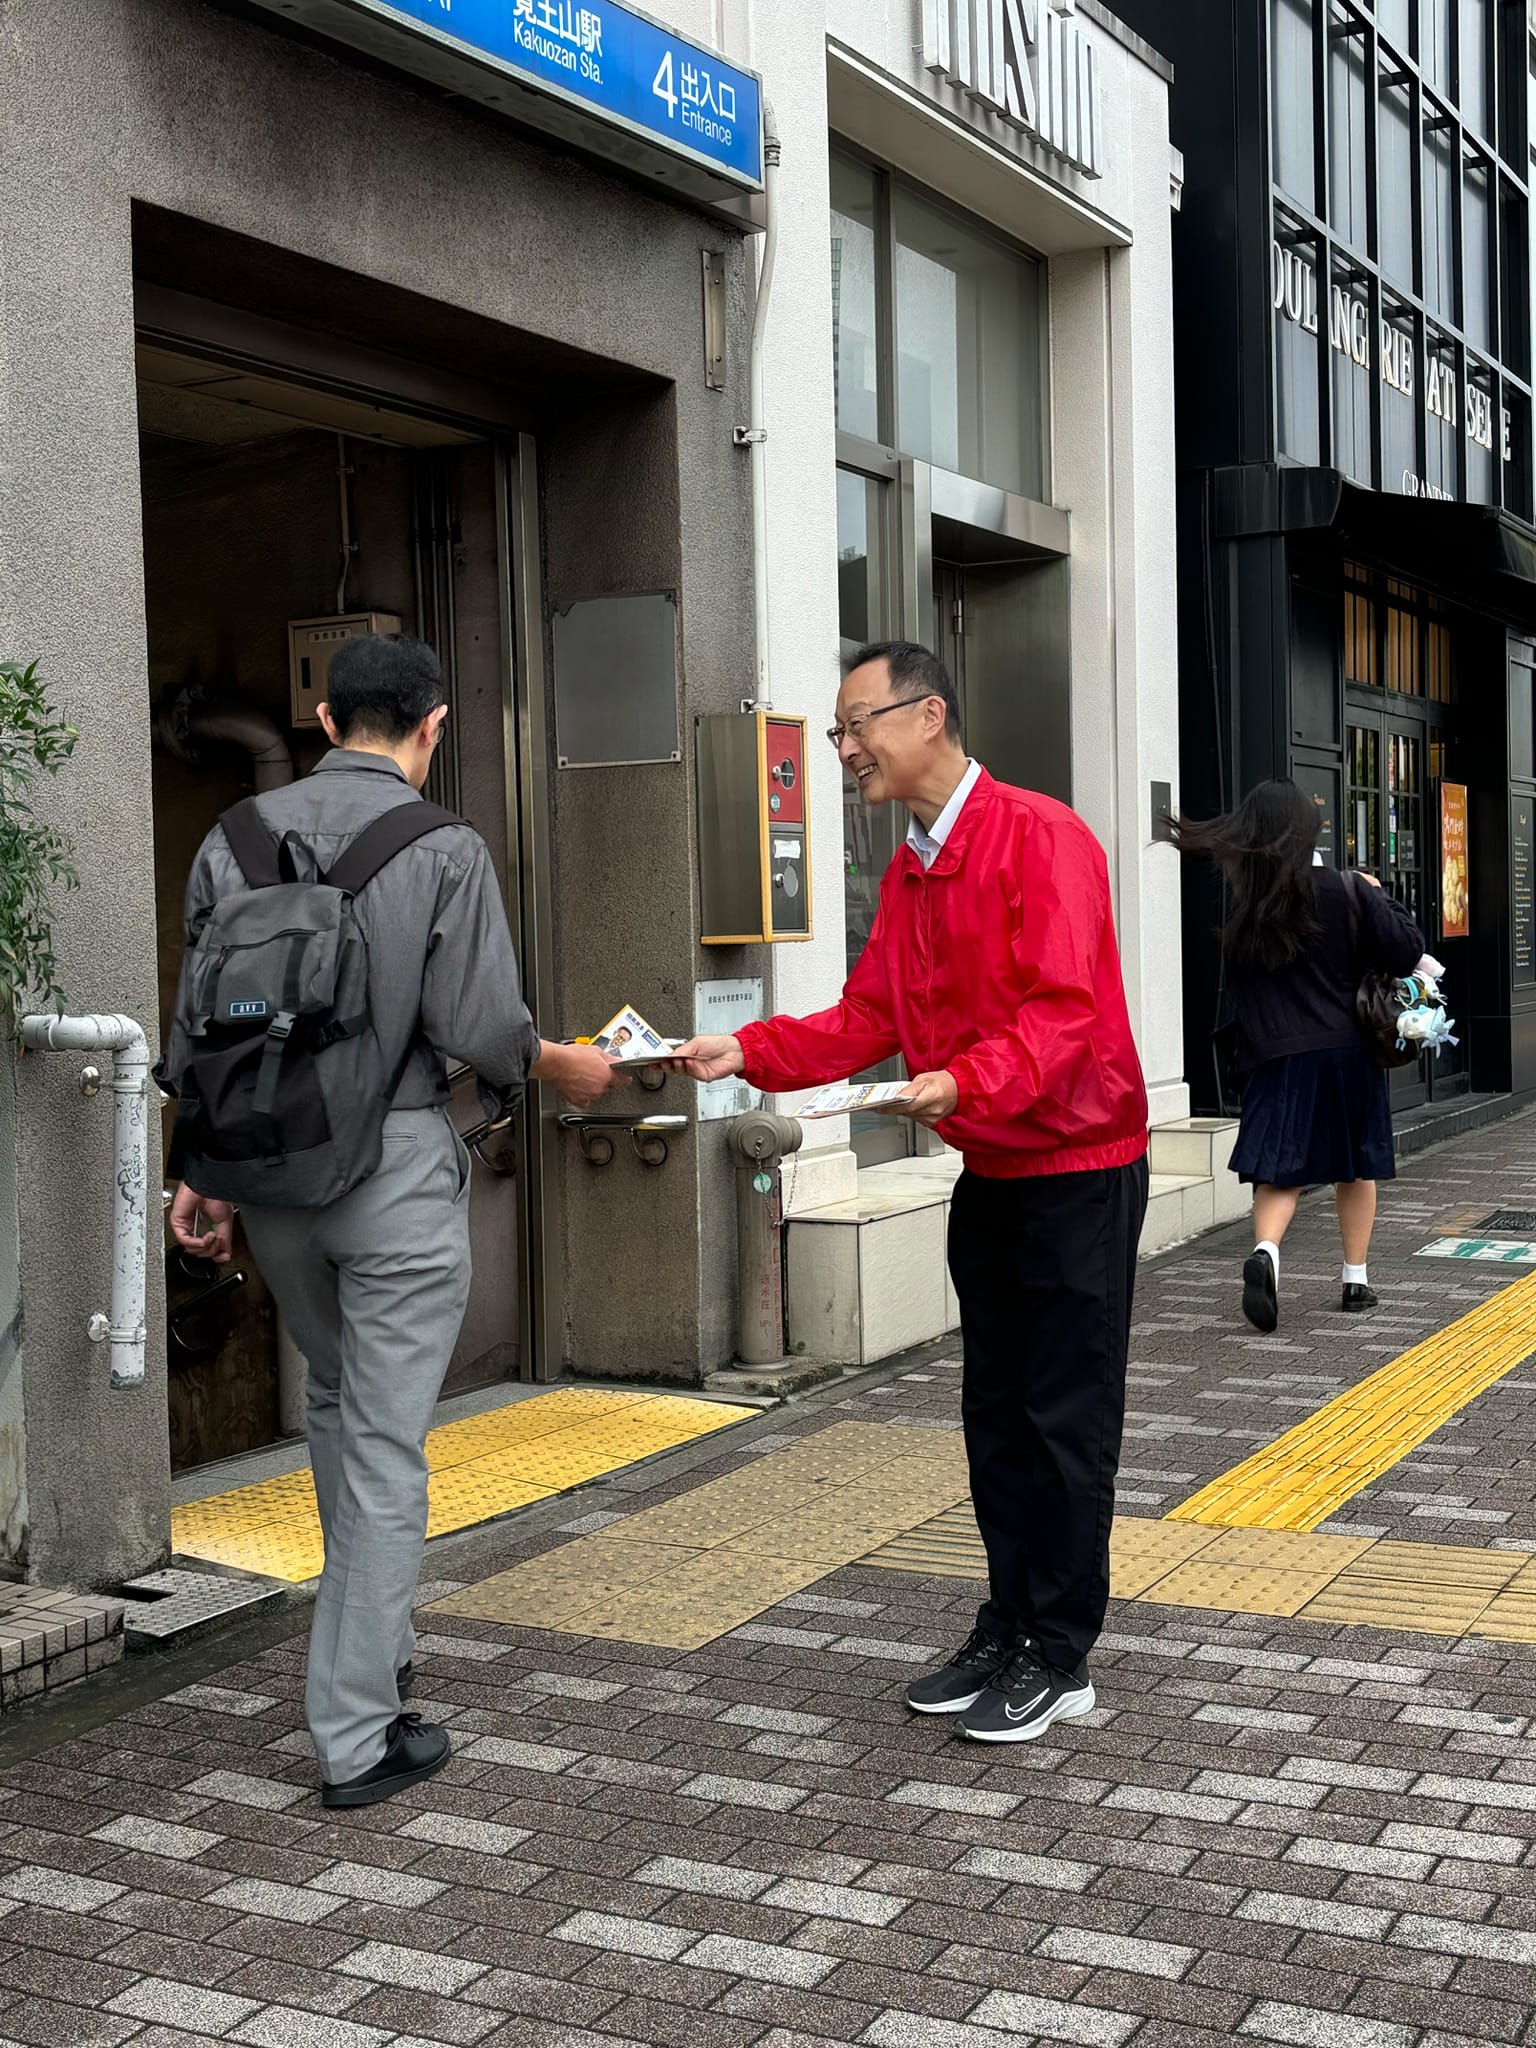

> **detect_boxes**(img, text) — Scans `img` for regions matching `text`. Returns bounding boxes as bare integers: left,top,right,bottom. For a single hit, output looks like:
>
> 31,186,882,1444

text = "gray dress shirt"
167,750,539,1121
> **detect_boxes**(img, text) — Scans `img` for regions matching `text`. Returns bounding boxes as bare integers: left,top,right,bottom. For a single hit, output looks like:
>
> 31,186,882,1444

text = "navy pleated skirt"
1229,1043,1395,1189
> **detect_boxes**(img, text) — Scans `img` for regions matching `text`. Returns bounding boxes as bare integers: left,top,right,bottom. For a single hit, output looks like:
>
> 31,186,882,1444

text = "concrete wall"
0,0,765,1577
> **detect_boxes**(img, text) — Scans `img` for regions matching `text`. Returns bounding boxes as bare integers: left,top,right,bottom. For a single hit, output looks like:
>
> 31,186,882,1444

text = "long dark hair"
1170,779,1322,972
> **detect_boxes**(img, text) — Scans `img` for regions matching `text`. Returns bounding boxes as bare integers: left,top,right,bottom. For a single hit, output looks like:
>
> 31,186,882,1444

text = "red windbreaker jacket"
736,771,1149,1180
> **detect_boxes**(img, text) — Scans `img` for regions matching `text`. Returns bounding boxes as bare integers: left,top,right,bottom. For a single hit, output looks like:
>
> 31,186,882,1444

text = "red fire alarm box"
696,711,812,944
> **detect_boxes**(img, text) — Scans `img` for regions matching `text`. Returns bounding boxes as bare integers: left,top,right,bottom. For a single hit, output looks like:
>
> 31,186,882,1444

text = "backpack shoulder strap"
324,801,463,896
1339,867,1363,969
218,798,282,890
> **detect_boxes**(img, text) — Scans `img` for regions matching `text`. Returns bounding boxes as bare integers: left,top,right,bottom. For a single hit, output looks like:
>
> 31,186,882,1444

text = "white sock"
1343,1263,1369,1286
1254,1240,1280,1284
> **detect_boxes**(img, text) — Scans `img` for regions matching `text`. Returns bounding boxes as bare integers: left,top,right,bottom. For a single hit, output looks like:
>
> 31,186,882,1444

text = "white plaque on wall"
694,978,764,1122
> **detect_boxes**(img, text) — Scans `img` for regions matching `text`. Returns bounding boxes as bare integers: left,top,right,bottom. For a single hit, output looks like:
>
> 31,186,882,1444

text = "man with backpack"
165,633,621,1808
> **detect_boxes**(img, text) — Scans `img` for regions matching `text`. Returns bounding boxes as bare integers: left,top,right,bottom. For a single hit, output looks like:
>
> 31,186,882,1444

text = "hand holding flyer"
797,1080,914,1119
588,1004,685,1065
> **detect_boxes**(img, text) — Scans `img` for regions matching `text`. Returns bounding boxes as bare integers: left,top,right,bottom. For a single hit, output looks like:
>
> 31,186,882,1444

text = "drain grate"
1477,1210,1536,1233
119,1566,283,1649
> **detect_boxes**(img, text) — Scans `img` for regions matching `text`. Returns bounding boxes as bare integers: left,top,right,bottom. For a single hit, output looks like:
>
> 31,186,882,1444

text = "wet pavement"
2,1112,1536,2046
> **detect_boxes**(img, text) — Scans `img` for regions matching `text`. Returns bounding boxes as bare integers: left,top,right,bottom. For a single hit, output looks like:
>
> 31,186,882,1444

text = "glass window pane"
1271,0,1317,209
1381,295,1419,488
1464,157,1492,353
1424,331,1458,496
1378,73,1416,289
1418,0,1450,92
1502,181,1530,378
1460,0,1490,137
1466,364,1496,503
1330,262,1373,481
892,185,1043,496
1273,222,1322,463
1377,0,1410,56
1422,116,1456,318
830,153,881,442
836,470,886,648
1328,8,1369,247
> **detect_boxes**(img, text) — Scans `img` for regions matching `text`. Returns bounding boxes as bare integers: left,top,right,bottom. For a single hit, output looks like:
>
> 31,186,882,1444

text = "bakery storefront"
1124,0,1536,1116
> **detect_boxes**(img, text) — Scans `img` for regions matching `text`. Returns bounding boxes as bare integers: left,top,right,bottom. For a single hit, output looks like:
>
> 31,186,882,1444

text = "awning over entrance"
1212,464,1536,614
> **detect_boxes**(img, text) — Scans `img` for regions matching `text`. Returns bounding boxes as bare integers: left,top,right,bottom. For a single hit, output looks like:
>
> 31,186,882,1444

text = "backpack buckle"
266,1011,297,1042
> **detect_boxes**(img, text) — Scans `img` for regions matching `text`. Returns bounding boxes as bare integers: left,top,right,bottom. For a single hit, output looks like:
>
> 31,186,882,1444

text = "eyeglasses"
826,700,921,749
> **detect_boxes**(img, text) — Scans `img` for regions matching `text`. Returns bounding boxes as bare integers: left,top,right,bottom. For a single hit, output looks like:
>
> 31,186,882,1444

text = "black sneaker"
397,1661,415,1703
957,1641,1095,1744
1340,1283,1378,1313
1242,1249,1278,1332
905,1624,1016,1715
321,1713,450,1809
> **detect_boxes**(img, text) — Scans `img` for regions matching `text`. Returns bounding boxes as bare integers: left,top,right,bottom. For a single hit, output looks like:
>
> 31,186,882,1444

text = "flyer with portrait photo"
590,1004,685,1064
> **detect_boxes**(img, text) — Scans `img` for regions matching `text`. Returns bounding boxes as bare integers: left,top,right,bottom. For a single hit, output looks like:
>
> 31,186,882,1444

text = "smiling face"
835,656,947,807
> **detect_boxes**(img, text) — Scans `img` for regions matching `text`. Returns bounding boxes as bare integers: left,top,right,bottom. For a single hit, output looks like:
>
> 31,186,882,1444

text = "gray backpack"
163,794,460,1208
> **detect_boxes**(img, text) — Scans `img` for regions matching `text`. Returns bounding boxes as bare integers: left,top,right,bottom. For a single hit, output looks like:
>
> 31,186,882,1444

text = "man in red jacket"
675,642,1150,1742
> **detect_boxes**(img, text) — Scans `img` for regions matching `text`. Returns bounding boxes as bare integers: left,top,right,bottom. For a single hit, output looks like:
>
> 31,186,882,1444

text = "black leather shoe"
321,1714,450,1809
397,1661,414,1703
1341,1283,1379,1313
1241,1249,1278,1332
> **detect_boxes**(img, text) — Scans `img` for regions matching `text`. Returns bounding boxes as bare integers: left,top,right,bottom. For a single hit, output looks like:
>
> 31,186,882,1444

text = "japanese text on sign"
328,0,763,192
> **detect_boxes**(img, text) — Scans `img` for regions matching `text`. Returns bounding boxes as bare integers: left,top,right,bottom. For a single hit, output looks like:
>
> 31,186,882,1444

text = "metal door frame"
135,298,561,1387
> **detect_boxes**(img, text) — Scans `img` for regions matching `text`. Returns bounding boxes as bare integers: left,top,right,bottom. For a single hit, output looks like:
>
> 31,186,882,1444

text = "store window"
892,185,1044,498
1344,563,1378,686
1466,359,1498,503
1347,723,1382,867
830,154,881,442
1418,0,1450,94
1427,594,1456,704
1386,579,1424,696
1328,5,1370,249
1331,259,1373,481
1274,215,1322,463
1271,0,1317,209
1378,68,1416,289
1380,293,1419,485
1424,328,1459,495
1422,110,1456,319
1461,0,1491,138
1464,155,1493,355
836,469,889,648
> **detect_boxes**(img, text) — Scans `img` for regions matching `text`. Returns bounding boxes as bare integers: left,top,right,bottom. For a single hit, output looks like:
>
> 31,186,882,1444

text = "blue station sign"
250,0,765,203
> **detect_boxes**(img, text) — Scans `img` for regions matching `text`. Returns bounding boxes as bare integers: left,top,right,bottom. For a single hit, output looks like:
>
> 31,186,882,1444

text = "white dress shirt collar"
906,758,983,871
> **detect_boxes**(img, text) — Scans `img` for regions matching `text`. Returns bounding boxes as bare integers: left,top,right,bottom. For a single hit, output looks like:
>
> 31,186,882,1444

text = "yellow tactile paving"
427,1419,975,1646
171,1387,755,1584
1138,1560,1341,1617
1167,1266,1536,1531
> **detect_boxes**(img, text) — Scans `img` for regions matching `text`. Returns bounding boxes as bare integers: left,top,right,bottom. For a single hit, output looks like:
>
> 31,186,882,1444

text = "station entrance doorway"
138,326,548,1473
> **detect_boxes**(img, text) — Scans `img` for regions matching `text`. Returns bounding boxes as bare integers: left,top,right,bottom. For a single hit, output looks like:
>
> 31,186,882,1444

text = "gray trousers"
241,1109,472,1784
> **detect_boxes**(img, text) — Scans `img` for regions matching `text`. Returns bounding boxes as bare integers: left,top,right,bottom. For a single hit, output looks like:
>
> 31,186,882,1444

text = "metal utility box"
288,613,403,728
697,712,812,945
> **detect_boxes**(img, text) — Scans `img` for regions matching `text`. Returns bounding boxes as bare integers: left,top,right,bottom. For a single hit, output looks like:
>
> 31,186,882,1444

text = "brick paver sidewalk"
2,1114,1536,2047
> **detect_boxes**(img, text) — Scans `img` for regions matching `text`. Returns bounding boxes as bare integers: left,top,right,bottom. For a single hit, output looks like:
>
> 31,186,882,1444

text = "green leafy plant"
0,661,78,1016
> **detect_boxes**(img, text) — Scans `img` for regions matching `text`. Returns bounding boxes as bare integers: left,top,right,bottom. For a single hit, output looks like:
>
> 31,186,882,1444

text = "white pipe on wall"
19,1014,150,1389
739,101,782,712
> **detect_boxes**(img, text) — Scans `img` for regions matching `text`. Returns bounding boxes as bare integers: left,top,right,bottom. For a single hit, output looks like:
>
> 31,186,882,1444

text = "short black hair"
845,640,962,741
325,633,444,744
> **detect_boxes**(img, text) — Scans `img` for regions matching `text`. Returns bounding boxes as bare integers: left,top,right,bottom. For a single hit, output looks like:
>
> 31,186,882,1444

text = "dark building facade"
1117,0,1536,1117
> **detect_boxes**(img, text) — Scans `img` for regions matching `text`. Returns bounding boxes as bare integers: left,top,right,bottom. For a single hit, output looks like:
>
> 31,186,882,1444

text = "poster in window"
1439,782,1469,939
1512,798,1534,985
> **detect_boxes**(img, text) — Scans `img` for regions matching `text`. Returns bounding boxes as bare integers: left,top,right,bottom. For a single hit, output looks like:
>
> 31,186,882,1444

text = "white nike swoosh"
1003,1692,1049,1723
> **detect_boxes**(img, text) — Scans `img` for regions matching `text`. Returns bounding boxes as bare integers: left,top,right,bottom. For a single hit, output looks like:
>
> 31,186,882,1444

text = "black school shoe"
905,1623,1016,1714
1340,1283,1379,1313
957,1640,1095,1743
1241,1249,1279,1332
321,1714,450,1809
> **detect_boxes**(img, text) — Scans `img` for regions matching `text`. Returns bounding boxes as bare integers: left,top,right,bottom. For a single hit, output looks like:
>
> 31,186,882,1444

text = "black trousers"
947,1157,1149,1672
